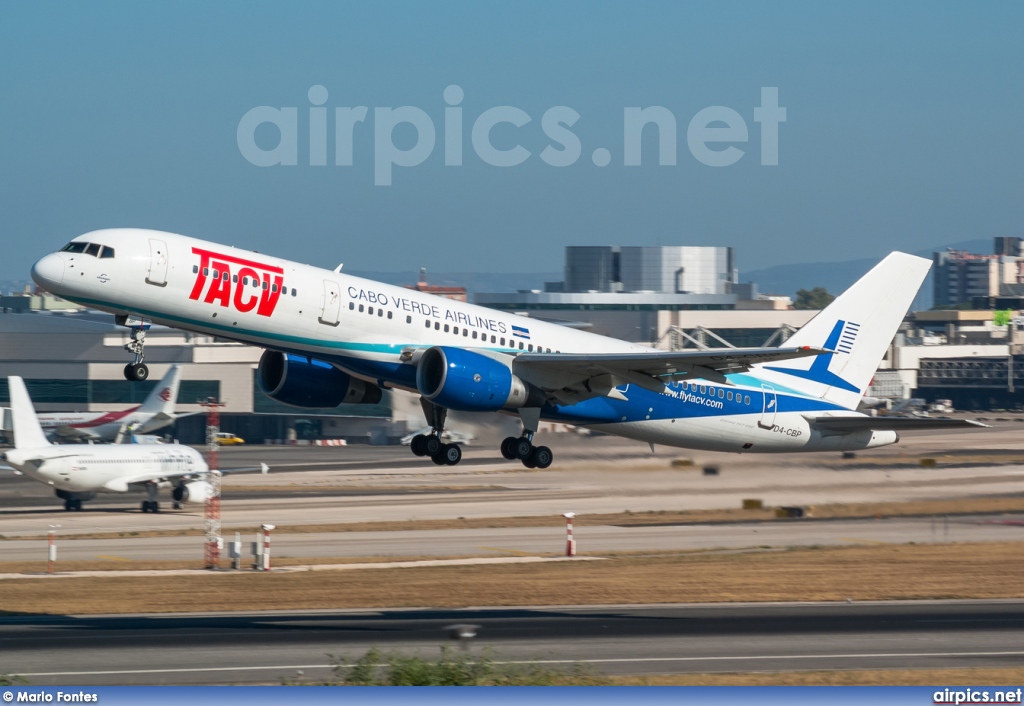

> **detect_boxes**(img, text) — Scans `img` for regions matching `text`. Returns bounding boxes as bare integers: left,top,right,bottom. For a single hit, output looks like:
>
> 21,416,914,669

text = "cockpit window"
61,242,87,253
99,246,115,258
85,243,101,257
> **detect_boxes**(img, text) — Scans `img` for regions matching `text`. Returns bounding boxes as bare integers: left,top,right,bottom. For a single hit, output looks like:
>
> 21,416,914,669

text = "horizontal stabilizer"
808,416,989,433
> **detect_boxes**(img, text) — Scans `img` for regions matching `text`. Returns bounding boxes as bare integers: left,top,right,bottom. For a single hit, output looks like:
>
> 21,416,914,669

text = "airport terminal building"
0,306,404,445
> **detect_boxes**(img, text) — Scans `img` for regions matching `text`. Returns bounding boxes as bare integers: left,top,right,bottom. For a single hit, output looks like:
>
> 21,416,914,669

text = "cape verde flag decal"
511,324,531,340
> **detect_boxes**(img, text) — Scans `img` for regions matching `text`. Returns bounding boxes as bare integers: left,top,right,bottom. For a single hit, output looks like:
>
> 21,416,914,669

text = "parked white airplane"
29,229,982,468
2,375,267,512
2,364,183,443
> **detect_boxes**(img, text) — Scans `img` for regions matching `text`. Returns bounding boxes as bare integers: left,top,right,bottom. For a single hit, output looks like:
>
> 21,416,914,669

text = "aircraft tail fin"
8,376,51,450
138,365,182,416
754,252,931,410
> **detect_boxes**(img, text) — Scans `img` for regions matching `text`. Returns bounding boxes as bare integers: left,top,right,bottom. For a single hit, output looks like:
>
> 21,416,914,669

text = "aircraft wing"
807,416,989,432
120,463,270,490
512,346,829,403
51,425,101,441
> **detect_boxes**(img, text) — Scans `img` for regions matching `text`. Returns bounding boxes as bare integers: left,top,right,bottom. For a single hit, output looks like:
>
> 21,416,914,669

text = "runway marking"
18,650,1024,677
838,538,890,545
477,547,532,556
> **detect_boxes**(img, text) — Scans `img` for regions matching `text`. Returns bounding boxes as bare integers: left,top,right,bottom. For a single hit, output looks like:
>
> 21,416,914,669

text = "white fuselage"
4,443,207,494
29,228,896,454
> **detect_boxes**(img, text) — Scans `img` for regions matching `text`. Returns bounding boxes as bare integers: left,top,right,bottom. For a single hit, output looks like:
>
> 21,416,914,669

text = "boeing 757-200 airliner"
29,229,982,468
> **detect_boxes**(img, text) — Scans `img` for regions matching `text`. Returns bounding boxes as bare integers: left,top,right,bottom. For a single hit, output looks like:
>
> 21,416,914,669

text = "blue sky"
1,1,1021,281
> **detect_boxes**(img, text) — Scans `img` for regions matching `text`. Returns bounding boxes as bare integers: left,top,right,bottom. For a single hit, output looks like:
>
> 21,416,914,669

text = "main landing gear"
410,398,463,466
500,434,553,469
501,406,553,469
121,319,149,381
408,400,553,469
63,499,82,512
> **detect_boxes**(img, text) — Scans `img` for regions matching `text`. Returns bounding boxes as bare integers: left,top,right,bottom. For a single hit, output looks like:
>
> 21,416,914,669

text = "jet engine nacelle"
416,346,535,412
257,351,383,408
172,480,212,504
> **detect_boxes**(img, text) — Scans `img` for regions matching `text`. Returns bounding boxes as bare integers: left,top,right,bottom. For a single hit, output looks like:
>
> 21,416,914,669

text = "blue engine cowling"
416,346,530,412
257,351,383,408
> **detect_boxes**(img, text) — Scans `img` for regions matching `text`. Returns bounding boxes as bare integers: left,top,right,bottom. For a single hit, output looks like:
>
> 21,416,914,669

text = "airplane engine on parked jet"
172,480,212,504
416,346,540,412
257,351,383,408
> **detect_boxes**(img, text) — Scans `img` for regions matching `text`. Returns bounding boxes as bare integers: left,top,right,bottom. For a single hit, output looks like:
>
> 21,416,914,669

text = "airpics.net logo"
236,85,786,186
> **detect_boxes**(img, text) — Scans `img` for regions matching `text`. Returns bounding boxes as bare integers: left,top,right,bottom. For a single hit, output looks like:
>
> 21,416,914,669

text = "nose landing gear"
124,327,149,381
116,315,151,381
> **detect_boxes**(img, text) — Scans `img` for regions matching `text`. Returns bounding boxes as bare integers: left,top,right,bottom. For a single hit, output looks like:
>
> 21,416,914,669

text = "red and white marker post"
261,523,275,571
47,524,60,574
563,512,576,557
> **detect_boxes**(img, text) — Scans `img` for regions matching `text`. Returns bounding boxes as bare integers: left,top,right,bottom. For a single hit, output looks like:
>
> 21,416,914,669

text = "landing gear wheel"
64,499,73,512
430,449,447,465
410,434,429,457
123,363,135,381
441,443,462,466
522,453,538,469
500,437,518,460
532,445,553,469
72,499,82,511
514,437,533,460
141,501,150,513
130,363,149,382
424,435,443,456
151,501,159,513
141,500,159,513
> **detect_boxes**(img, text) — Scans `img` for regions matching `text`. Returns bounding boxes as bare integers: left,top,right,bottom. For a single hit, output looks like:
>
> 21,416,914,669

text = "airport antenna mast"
199,397,226,569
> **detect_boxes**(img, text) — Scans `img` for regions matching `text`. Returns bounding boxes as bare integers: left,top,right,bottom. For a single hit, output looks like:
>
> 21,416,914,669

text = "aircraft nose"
31,253,65,293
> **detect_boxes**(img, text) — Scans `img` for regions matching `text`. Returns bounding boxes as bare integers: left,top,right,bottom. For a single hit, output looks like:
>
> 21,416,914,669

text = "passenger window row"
190,266,298,296
348,301,393,320
680,380,752,405
417,318,555,353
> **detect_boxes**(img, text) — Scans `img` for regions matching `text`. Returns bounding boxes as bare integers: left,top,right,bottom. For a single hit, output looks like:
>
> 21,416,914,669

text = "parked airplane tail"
8,376,51,450
137,364,182,416
754,252,931,410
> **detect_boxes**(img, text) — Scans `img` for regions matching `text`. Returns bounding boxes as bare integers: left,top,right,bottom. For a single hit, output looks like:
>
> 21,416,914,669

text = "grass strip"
0,542,1022,615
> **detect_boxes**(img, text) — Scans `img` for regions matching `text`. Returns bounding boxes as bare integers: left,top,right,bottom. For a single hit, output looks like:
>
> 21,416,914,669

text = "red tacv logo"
188,247,284,317
158,388,172,402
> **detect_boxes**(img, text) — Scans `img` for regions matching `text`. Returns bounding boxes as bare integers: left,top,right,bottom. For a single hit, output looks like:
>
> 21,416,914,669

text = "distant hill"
740,239,993,311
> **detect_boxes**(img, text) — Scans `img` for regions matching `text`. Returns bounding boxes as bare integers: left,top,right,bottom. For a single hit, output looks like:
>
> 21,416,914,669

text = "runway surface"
3,514,1023,563
3,600,1023,685
2,426,1024,540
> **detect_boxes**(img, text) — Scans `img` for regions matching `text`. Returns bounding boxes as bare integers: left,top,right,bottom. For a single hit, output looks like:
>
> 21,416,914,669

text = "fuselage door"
146,239,168,286
758,384,777,429
319,280,341,326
